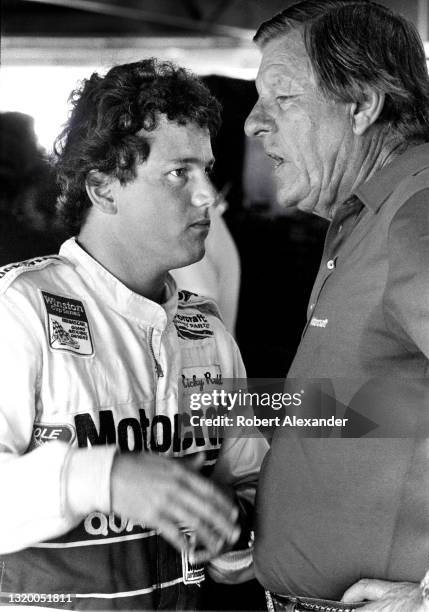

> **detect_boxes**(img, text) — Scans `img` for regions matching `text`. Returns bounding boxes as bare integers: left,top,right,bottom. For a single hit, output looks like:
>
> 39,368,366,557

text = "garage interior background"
2,0,428,152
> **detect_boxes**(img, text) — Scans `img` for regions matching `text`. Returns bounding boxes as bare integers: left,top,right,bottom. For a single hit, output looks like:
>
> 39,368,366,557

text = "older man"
0,58,267,609
245,1,429,611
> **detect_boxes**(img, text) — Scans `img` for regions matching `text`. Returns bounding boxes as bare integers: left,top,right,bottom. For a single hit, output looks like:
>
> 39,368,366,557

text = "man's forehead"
138,116,213,162
256,31,313,92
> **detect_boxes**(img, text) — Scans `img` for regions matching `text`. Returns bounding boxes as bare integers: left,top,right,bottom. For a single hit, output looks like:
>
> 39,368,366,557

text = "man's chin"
275,181,306,209
296,200,320,215
297,199,332,219
276,193,308,215
276,188,329,219
175,246,206,270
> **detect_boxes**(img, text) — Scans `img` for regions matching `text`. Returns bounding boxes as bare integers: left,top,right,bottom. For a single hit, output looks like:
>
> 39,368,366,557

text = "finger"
178,468,239,524
165,497,238,556
341,579,393,603
173,482,240,545
187,524,242,564
188,545,222,565
143,491,224,559
171,467,239,534
155,516,189,556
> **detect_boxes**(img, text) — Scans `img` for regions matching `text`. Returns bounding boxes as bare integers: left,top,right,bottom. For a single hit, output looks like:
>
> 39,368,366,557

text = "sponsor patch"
28,422,76,450
41,291,94,355
310,317,328,328
174,312,213,340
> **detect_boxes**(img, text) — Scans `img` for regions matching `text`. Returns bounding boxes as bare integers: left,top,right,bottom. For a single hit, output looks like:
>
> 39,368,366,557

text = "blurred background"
1,1,429,610
3,0,428,154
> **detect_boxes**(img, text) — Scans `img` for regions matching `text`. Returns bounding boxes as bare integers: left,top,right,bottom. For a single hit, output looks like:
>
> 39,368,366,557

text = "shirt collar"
59,237,178,329
354,142,429,213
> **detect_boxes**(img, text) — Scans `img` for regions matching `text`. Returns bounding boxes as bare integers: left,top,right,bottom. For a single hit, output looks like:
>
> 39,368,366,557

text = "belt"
266,590,365,612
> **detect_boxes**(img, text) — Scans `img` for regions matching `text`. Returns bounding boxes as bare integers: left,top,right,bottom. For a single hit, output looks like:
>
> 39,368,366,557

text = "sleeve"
383,189,429,360
208,331,269,583
0,291,115,554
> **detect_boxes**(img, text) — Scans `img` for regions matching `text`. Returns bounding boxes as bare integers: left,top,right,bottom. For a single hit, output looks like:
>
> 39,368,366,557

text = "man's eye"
277,95,292,103
169,168,187,178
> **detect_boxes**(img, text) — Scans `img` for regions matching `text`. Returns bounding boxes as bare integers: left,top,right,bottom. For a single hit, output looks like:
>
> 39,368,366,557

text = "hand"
342,579,429,611
111,452,240,563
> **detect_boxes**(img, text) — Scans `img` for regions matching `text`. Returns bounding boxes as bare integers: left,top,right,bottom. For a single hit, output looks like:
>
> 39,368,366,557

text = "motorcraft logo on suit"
174,312,214,340
74,408,223,454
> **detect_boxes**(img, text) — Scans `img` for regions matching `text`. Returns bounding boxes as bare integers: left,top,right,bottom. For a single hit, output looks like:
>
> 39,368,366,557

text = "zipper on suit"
149,327,164,377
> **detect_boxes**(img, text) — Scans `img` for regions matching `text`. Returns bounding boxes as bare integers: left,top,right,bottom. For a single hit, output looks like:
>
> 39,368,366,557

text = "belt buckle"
266,591,361,612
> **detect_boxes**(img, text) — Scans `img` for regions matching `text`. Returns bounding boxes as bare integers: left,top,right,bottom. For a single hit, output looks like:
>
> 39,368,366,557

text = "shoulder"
177,289,223,321
175,290,245,375
380,159,429,250
384,186,429,286
174,289,230,342
0,255,66,345
388,186,429,246
387,164,429,220
0,254,76,332
0,254,64,296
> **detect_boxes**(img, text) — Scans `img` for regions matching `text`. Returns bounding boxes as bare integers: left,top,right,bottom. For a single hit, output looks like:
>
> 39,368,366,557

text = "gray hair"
255,0,429,142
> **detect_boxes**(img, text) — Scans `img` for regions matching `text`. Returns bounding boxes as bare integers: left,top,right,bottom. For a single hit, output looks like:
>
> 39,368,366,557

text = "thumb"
342,579,391,603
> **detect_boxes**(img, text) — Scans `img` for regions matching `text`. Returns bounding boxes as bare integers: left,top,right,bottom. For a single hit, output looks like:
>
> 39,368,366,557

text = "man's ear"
85,170,117,214
351,88,385,136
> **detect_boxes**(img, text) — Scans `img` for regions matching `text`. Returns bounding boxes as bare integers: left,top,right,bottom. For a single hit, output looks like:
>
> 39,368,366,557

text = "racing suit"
0,237,267,609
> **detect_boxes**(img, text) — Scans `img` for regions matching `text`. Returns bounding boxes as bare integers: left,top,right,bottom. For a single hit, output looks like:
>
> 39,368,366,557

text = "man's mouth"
189,219,211,230
266,151,285,168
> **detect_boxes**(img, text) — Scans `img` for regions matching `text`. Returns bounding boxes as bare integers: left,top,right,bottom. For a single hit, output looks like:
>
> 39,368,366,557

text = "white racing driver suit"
0,237,267,610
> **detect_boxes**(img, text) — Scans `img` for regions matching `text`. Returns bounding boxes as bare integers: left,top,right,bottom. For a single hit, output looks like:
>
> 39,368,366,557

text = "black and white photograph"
1,1,429,611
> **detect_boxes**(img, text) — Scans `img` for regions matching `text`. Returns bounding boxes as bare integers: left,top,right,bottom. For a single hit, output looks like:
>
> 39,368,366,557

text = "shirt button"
338,224,343,233
327,259,335,270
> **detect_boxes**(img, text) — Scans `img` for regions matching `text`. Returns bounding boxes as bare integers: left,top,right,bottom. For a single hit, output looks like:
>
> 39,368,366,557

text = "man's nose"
191,176,217,208
244,102,272,138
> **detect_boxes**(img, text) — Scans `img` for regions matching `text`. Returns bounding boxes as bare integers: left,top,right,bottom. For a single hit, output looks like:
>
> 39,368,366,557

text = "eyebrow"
168,157,215,166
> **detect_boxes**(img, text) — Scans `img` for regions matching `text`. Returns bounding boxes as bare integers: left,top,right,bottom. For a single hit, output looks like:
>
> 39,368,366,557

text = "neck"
328,130,409,219
78,224,167,303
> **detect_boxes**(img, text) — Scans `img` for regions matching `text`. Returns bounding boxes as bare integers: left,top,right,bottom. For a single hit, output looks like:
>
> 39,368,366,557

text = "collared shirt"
255,143,429,600
287,143,429,384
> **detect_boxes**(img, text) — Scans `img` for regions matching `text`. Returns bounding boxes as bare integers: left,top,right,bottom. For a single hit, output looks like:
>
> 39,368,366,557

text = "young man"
0,59,267,609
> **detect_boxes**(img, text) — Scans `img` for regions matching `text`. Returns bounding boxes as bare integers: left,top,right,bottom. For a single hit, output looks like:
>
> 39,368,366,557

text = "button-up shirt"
255,143,429,600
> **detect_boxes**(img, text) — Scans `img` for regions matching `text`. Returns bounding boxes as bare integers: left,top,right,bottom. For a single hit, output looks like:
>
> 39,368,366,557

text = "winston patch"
41,291,94,355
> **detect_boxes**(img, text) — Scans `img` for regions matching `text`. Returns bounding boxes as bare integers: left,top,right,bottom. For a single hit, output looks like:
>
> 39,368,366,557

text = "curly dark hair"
54,58,222,234
254,0,429,144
